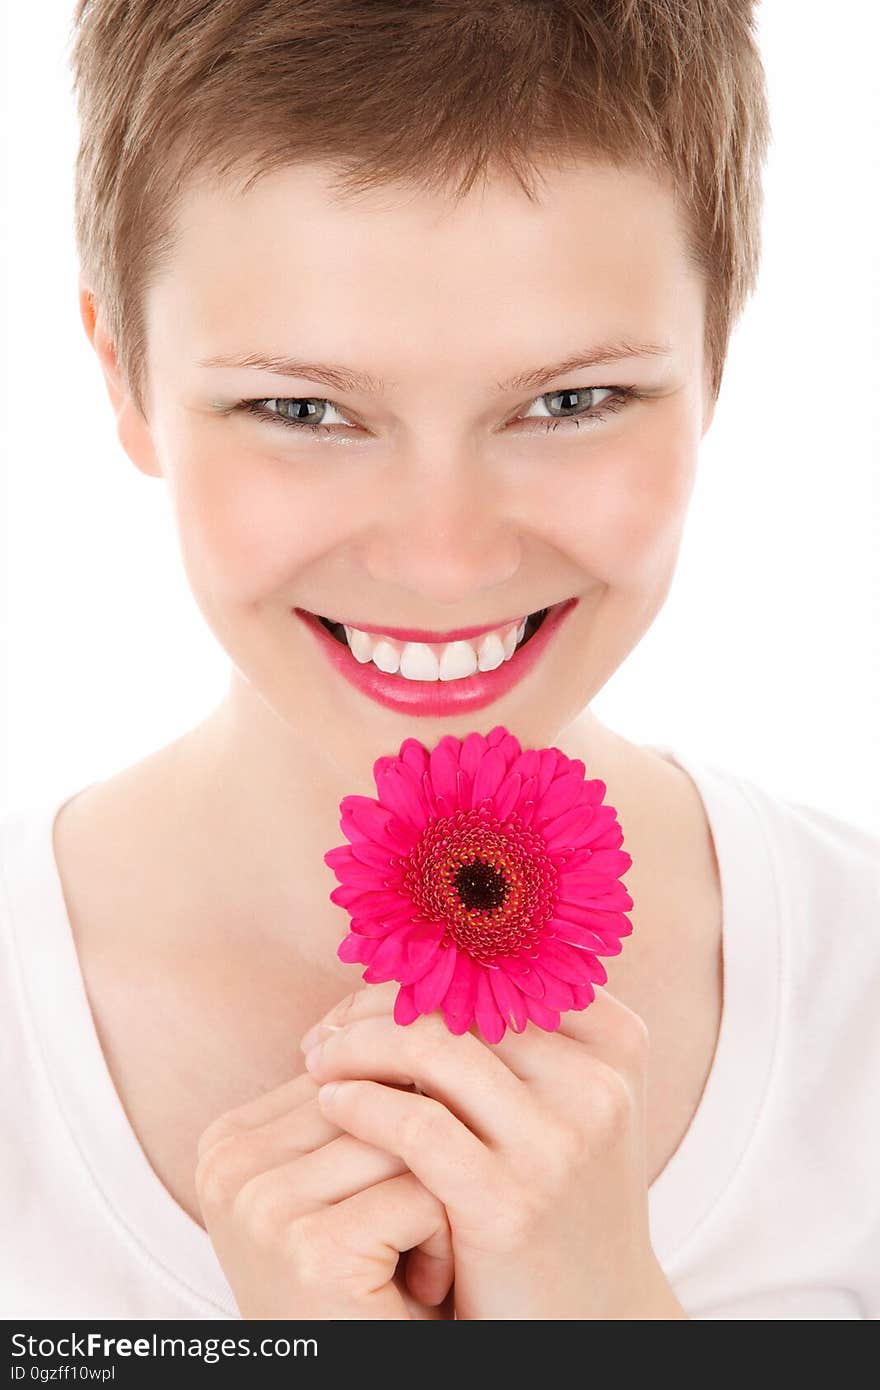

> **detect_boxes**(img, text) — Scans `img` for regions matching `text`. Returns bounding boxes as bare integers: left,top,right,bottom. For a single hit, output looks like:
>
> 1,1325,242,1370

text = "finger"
402,1234,456,1308
300,982,396,1051
235,1132,410,1223
317,1170,452,1303
196,1095,347,1189
305,1011,538,1148
317,1077,492,1215
484,984,650,1096
305,978,641,1080
556,980,648,1050
197,1070,319,1159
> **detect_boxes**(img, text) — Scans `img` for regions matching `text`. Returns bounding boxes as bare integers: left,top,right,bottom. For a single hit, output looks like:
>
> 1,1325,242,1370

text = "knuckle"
586,1063,635,1143
281,1214,341,1285
618,1011,651,1067
398,1097,448,1155
196,1114,240,1163
194,1139,241,1210
332,990,359,1027
233,1173,297,1249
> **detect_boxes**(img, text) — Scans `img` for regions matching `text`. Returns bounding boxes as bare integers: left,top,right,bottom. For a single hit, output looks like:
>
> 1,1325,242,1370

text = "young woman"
2,0,877,1320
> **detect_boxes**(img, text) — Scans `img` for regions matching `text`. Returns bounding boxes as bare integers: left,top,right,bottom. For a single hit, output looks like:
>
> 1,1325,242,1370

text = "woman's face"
101,157,713,770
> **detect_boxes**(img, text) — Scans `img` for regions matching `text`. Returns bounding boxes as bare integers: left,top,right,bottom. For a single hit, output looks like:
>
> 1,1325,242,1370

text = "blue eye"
231,384,642,439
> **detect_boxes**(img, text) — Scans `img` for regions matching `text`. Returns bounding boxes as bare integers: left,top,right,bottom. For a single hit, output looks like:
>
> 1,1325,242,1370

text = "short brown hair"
68,0,771,418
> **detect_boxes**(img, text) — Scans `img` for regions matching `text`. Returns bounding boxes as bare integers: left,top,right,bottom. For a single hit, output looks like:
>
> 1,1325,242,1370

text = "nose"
356,452,522,609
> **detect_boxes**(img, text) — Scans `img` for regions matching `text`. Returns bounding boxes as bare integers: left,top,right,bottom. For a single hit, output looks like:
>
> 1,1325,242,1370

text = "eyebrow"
196,338,671,396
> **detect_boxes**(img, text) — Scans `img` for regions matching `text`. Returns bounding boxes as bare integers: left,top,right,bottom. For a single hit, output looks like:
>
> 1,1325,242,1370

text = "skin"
76,155,718,1317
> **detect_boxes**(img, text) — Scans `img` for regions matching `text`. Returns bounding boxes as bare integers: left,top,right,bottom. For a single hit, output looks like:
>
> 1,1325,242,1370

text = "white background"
2,2,878,831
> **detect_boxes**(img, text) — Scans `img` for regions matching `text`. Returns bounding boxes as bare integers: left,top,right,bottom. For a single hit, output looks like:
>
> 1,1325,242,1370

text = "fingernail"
299,1022,344,1053
304,1042,326,1070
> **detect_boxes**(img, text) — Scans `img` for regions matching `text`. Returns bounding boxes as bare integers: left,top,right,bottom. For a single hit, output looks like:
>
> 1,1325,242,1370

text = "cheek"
167,445,338,605
560,422,697,589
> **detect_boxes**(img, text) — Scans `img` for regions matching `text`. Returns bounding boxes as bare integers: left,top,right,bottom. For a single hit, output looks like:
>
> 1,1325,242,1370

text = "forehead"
148,159,703,377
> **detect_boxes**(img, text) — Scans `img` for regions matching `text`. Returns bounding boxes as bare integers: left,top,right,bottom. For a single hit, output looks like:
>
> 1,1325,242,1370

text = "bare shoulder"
52,737,196,951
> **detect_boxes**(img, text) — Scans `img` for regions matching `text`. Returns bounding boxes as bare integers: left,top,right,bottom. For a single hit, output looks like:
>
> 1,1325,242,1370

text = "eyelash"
229,385,644,440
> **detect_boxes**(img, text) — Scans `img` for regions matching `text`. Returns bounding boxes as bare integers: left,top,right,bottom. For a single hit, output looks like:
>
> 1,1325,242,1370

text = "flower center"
453,857,509,912
402,807,558,964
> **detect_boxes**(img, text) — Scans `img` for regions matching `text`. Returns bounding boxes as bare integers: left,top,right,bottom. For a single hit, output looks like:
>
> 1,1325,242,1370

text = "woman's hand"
300,982,687,1320
194,1069,454,1320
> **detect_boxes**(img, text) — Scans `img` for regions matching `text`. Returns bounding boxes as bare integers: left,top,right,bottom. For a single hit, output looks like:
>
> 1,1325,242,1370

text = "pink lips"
293,598,579,717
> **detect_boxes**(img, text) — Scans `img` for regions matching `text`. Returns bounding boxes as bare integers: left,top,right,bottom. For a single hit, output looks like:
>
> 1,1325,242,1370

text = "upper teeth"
340,616,531,681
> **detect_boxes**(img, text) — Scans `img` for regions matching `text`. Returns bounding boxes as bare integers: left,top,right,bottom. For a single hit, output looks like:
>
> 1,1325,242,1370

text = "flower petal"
414,942,459,1013
587,957,608,985
523,994,562,1031
511,748,540,780
349,910,414,939
460,730,488,777
441,951,479,1035
325,856,392,890
421,768,440,818
557,882,634,912
532,768,587,825
495,953,532,976
512,774,539,816
393,983,420,1025
556,872,624,901
329,885,408,914
498,958,545,999
531,964,575,1010
497,731,522,766
586,822,627,852
471,746,507,805
429,739,461,813
342,796,416,854
536,747,561,797
488,967,528,1032
396,923,446,984
541,800,602,852
550,807,620,861
337,931,382,965
455,774,474,812
474,968,507,1043
348,839,401,872
398,738,430,778
545,916,611,952
536,936,599,984
362,924,416,983
486,725,508,747
570,981,597,1009
561,849,633,883
492,770,522,822
376,767,427,830
549,901,632,936
583,777,608,805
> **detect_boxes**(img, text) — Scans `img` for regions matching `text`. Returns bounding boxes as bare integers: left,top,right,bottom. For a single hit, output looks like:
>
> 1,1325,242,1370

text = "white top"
1,745,878,1321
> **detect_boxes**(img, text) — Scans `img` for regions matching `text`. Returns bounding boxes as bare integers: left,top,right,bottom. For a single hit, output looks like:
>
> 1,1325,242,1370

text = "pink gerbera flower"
323,725,634,1043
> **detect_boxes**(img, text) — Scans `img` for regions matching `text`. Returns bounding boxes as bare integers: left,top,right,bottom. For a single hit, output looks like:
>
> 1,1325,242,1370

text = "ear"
78,270,164,480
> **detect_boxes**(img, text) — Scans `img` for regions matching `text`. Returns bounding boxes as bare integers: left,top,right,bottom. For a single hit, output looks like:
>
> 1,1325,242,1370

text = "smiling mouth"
313,606,551,659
